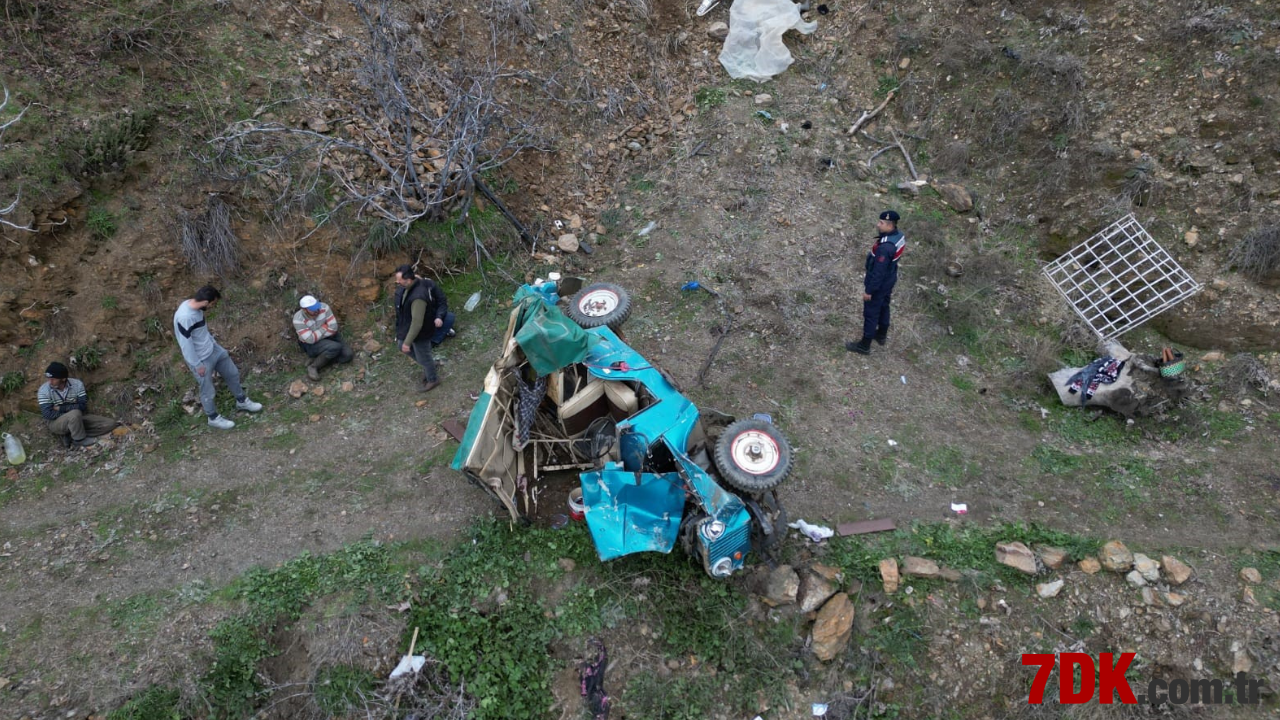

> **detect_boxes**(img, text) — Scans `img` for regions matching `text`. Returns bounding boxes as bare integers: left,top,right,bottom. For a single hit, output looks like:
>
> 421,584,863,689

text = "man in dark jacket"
847,210,906,355
393,264,449,392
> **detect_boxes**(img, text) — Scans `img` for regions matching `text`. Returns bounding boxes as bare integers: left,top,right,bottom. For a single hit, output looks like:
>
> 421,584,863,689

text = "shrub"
1228,223,1280,280
1,371,24,395
88,207,118,239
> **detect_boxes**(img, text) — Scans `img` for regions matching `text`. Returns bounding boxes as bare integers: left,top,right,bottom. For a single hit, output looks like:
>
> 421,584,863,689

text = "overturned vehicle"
452,278,792,577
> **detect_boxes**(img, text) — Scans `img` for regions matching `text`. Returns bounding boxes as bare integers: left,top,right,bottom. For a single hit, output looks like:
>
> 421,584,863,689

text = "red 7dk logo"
1024,653,1138,704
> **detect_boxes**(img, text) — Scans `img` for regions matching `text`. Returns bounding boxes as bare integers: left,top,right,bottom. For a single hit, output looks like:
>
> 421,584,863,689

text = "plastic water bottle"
463,292,482,312
4,433,26,466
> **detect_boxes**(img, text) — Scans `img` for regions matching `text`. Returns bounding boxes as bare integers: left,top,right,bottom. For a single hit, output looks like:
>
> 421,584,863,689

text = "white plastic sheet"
719,0,817,82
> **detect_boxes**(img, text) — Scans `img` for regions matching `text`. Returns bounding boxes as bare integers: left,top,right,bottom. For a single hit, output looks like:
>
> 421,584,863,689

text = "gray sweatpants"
189,345,246,417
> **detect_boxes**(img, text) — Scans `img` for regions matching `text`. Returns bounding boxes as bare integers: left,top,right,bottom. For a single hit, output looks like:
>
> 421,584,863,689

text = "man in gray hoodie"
173,285,263,429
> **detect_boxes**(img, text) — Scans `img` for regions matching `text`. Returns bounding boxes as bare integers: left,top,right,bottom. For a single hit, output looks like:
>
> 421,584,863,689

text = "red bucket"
568,487,586,521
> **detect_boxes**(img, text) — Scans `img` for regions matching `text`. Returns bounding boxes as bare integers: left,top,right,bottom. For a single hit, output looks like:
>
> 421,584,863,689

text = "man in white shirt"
292,295,354,380
173,285,263,430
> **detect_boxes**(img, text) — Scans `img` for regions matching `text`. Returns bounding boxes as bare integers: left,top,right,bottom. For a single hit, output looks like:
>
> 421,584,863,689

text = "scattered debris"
579,638,609,720
789,519,834,542
950,503,968,515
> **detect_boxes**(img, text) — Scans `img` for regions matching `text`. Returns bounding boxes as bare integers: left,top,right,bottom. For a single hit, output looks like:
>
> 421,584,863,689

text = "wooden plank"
837,518,896,537
441,418,467,442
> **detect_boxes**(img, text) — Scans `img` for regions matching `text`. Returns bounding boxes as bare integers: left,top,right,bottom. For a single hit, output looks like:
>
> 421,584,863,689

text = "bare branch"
1,85,35,233
200,0,552,238
846,90,895,136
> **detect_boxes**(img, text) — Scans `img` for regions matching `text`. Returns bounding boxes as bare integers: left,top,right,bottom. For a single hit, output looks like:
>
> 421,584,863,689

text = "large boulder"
811,593,855,661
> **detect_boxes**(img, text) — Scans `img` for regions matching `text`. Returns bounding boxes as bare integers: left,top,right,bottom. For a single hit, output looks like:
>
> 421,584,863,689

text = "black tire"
713,418,792,493
566,282,632,331
748,491,787,558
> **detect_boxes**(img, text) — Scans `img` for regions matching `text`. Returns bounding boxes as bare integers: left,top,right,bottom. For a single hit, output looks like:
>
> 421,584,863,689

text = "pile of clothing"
1066,356,1127,405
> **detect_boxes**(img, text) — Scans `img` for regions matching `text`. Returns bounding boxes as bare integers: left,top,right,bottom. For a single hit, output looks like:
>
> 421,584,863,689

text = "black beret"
879,210,900,222
45,361,69,379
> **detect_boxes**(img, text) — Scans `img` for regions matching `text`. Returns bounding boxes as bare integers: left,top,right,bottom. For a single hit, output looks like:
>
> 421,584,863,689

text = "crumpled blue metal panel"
580,464,686,561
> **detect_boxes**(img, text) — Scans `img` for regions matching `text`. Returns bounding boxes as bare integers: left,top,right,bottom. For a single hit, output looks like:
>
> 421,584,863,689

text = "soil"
2,0,1280,716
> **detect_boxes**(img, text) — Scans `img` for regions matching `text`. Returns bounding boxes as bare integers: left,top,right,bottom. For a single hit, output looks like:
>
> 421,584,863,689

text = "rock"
1162,592,1187,607
1232,643,1253,674
1240,567,1262,584
811,593,855,661
707,21,729,40
1036,546,1069,570
568,214,583,230
307,117,329,132
1100,541,1134,572
288,380,309,398
340,381,355,393
932,181,974,213
1161,555,1192,585
111,425,131,437
1184,230,1199,247
557,558,576,572
1201,351,1224,362
1141,587,1161,606
901,556,940,579
896,181,921,196
1126,570,1147,588
1036,579,1065,598
799,564,842,613
363,339,383,354
309,414,321,422
1133,553,1160,583
938,566,962,582
995,541,1037,574
762,565,800,606
879,558,900,593
898,57,911,70
1078,557,1102,574
557,233,580,253
753,93,774,107
311,385,325,397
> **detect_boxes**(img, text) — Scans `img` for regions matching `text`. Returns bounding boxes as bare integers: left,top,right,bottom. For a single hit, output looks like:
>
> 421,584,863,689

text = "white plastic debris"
637,221,658,236
950,503,968,515
719,0,818,81
1038,406,1049,419
389,654,426,679
812,703,829,716
900,375,907,384
887,439,898,447
788,519,834,542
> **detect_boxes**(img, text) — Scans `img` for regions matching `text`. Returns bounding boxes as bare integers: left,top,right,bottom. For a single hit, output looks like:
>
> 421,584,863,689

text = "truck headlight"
710,557,734,577
701,520,726,541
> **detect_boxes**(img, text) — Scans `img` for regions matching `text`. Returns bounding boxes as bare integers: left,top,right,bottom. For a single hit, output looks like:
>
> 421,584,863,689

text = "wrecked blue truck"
452,278,792,577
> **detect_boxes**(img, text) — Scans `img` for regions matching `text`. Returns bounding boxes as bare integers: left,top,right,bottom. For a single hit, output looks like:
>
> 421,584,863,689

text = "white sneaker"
235,398,263,413
208,415,236,430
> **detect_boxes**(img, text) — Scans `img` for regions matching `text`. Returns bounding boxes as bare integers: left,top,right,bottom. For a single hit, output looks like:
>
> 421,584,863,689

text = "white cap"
300,295,321,310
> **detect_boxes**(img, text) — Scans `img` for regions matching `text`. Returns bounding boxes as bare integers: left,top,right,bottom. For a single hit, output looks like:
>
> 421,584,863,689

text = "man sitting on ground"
36,362,119,448
293,295,354,380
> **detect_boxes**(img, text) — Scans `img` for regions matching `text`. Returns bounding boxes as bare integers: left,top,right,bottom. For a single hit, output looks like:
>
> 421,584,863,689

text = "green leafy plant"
694,86,726,109
106,686,182,720
313,664,377,715
72,344,105,371
88,207,118,239
101,295,119,309
1,370,25,395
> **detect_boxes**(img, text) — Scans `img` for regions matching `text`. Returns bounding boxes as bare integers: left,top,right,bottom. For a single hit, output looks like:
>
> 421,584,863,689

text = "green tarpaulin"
512,287,595,376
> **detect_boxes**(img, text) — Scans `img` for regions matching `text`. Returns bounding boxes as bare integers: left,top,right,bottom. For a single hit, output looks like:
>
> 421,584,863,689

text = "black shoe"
73,436,98,447
874,331,888,346
846,339,872,355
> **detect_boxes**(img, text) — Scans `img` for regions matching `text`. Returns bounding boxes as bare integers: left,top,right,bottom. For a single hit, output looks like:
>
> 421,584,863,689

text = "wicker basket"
1158,352,1185,378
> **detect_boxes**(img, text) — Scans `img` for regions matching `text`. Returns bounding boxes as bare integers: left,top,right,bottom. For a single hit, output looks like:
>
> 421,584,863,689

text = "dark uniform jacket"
864,229,906,295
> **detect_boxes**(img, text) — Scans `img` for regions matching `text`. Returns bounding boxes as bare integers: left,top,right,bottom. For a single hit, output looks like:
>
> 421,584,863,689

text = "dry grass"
1220,353,1272,397
933,141,971,177
1227,223,1280,281
180,194,240,278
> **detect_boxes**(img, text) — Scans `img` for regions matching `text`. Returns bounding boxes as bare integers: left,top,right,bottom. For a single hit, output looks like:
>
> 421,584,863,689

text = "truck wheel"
566,283,632,330
714,418,792,493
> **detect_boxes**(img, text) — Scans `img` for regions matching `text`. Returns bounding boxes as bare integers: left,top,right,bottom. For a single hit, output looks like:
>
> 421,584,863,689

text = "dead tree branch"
200,0,551,238
0,85,34,233
846,90,894,136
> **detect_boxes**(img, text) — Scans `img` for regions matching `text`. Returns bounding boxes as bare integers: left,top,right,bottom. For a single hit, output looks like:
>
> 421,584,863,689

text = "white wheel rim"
578,289,619,317
729,430,780,475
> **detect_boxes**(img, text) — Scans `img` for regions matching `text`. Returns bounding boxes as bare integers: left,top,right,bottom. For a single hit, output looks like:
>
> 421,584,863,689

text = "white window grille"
1042,214,1202,340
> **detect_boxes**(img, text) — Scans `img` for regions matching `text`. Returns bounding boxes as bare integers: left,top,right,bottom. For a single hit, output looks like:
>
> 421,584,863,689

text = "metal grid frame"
1042,214,1201,340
